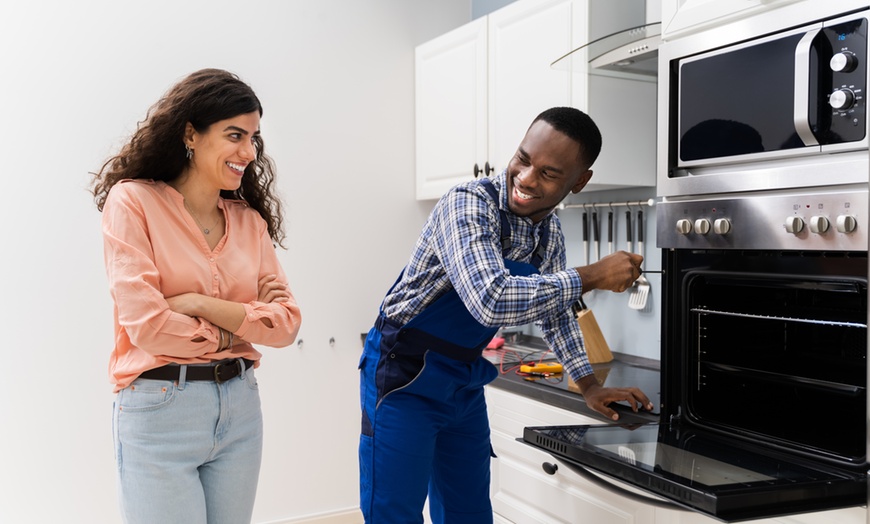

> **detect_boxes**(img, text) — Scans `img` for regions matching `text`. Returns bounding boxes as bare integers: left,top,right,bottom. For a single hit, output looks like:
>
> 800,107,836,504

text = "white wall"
0,1,469,522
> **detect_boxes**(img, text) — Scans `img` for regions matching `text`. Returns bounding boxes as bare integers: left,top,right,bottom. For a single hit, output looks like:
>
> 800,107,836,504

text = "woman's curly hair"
91,68,285,247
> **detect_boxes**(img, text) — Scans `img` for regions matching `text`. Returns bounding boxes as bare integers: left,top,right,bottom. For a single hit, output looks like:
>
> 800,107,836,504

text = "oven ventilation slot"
532,433,568,456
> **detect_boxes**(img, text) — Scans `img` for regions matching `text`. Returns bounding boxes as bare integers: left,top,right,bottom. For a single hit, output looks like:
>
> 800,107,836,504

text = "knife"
582,209,589,266
607,210,614,255
592,210,600,262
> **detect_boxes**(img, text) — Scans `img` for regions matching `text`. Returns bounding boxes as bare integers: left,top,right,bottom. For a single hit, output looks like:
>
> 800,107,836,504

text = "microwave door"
522,423,866,522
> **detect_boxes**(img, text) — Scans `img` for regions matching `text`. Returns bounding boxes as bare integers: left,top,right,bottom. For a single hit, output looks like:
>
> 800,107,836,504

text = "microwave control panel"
657,189,868,251
824,17,868,143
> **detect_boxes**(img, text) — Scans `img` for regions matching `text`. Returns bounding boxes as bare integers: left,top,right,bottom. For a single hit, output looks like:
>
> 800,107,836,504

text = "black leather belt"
139,358,255,384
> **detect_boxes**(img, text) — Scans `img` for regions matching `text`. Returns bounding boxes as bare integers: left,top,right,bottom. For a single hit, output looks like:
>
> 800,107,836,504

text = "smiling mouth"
514,186,536,201
226,162,247,175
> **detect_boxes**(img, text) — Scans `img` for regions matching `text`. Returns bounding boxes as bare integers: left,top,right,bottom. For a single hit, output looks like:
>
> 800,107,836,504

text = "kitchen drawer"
488,387,658,523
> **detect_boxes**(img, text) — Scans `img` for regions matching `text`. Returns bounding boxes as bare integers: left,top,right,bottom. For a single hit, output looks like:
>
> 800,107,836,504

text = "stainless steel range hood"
552,22,660,77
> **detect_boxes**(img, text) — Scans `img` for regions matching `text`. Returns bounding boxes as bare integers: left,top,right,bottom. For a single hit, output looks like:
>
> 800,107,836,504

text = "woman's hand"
258,274,291,303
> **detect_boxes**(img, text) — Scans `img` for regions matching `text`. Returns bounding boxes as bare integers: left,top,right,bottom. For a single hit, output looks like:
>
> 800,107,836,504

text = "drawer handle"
542,462,559,475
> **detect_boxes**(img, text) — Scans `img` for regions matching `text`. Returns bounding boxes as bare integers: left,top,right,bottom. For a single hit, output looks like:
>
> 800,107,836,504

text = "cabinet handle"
542,462,559,475
473,162,494,178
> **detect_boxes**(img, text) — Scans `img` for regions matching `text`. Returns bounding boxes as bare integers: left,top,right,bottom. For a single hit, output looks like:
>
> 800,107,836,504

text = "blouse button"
214,275,219,280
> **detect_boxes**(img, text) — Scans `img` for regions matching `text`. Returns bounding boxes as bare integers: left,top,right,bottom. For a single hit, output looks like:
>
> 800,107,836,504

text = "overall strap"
478,178,512,255
479,177,549,270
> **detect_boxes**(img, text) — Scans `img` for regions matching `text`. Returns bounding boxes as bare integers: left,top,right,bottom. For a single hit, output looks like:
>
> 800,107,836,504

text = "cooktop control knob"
712,218,731,235
830,52,858,73
836,214,858,233
675,218,693,235
784,216,805,234
830,88,856,110
694,218,711,235
809,216,830,234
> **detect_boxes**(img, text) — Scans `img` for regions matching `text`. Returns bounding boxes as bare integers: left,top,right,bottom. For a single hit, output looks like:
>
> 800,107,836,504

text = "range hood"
551,22,660,77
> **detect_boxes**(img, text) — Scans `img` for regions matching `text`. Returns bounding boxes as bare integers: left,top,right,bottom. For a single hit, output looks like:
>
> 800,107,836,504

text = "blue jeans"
113,362,263,524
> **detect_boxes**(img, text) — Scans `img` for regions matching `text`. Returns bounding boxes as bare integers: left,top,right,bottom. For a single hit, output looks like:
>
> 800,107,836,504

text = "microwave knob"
675,218,693,235
830,52,858,73
829,88,856,110
713,218,731,235
809,216,830,233
836,214,858,233
694,218,711,235
784,216,804,234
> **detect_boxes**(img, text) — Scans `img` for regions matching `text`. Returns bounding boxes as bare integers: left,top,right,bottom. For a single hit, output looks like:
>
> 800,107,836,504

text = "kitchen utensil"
573,295,613,364
629,209,651,310
607,210,614,255
592,210,600,262
582,209,589,265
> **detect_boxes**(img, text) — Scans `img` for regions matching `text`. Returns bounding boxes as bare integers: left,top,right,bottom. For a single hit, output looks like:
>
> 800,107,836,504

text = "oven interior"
664,249,868,467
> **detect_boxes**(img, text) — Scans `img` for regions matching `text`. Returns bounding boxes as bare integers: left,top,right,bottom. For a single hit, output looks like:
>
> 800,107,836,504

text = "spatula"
629,209,650,310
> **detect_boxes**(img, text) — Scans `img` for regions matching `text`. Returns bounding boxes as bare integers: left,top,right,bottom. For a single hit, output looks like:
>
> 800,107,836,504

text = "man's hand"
575,374,654,421
575,250,643,293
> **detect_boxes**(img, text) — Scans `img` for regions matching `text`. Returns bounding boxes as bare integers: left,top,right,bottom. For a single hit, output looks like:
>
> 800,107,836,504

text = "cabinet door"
487,0,577,176
415,17,488,200
488,387,658,524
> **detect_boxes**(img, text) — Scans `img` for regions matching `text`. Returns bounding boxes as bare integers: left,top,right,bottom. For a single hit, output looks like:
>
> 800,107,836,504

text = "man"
358,107,653,523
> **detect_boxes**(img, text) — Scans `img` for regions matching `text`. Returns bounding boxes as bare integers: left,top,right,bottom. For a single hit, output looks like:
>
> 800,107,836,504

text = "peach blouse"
101,179,301,392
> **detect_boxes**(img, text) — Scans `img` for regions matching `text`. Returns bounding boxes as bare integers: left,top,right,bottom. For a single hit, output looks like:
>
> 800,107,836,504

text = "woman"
91,68,302,524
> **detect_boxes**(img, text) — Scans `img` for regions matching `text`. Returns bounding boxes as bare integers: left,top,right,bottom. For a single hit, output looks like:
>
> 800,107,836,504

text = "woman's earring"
185,145,194,160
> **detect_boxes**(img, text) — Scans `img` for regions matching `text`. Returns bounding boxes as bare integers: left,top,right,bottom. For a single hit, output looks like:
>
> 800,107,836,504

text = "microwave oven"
658,8,869,197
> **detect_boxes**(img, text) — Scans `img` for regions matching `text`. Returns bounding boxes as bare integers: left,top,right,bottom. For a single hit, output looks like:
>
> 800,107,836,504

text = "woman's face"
185,111,260,192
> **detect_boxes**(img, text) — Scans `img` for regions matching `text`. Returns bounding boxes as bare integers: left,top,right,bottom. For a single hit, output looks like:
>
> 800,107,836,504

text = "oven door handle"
794,26,822,147
549,457,689,511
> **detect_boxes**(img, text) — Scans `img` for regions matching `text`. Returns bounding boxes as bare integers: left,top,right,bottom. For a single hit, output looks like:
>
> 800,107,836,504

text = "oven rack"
690,307,867,329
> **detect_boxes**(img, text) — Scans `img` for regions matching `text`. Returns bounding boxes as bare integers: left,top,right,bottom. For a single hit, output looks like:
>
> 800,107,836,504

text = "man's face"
505,120,593,223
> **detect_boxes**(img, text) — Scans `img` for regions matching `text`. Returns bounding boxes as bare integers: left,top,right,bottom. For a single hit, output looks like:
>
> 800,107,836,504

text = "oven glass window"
684,271,867,465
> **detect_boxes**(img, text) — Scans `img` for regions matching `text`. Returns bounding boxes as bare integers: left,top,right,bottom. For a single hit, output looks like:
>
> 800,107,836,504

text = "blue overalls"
358,179,548,523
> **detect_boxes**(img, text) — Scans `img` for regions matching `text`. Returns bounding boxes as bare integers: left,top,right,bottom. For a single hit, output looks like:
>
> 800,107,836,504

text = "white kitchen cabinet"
415,0,577,201
415,0,654,200
415,16,488,200
660,0,801,40
487,386,658,523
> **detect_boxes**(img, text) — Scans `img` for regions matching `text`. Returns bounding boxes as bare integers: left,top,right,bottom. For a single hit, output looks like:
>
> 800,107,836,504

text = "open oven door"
522,422,867,522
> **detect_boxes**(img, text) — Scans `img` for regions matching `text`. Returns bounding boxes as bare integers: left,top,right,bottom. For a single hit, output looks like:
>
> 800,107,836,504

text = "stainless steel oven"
522,1,870,521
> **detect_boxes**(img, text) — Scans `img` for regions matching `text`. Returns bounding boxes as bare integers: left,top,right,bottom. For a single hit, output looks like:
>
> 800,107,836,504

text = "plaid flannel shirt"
381,171,593,381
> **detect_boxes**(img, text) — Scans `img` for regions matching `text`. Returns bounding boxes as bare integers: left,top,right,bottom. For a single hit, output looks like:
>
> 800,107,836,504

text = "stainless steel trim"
656,186,868,251
795,29,821,146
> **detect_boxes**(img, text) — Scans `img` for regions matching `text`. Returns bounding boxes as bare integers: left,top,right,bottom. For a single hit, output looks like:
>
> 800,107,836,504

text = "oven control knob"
830,52,858,73
809,216,830,233
836,214,857,233
694,218,711,235
675,219,693,235
784,216,804,234
713,218,731,235
830,88,856,110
